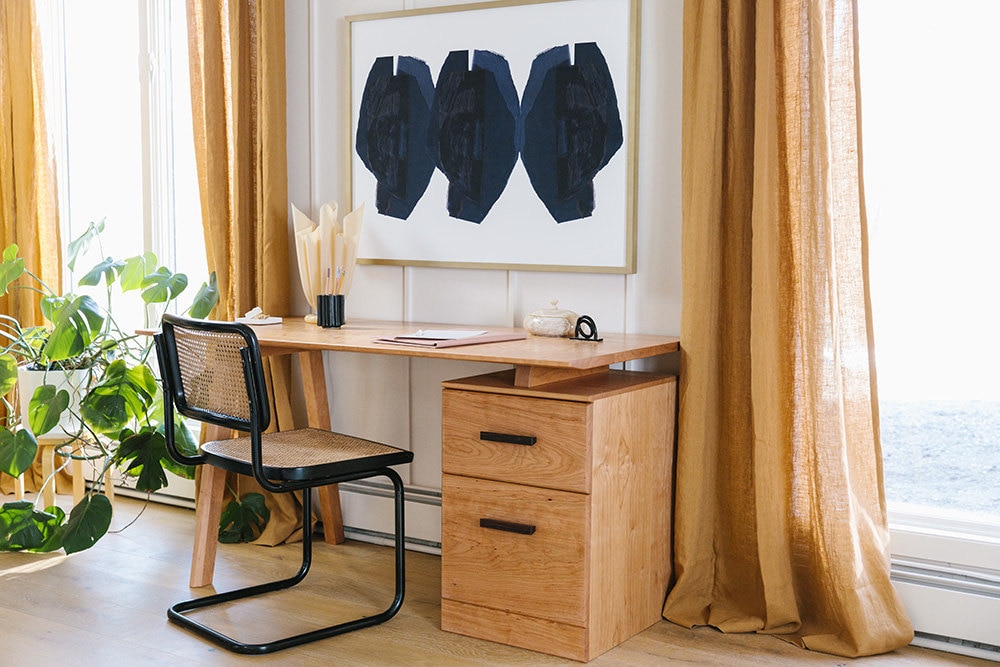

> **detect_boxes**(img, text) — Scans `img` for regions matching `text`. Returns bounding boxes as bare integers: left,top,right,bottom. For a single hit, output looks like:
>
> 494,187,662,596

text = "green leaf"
219,492,270,543
112,428,169,492
156,417,197,479
27,384,70,436
0,244,25,296
41,295,105,361
65,219,105,271
188,272,219,319
0,428,38,477
62,494,112,554
78,257,125,288
0,501,63,552
119,252,157,292
0,352,17,395
36,505,69,552
81,360,157,434
140,267,188,304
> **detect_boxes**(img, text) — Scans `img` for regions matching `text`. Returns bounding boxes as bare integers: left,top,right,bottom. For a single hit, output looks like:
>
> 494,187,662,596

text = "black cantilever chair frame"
154,313,413,654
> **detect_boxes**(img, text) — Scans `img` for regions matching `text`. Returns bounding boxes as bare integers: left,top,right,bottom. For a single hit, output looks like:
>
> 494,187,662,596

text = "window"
45,0,206,323
859,0,1000,657
42,0,204,502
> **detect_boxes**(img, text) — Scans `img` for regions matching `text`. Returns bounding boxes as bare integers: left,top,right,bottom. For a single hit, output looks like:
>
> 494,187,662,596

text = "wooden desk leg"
190,463,228,588
298,349,345,544
188,423,231,588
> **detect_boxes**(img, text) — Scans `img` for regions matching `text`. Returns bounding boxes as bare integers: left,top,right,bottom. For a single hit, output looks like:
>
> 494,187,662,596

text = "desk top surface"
251,318,679,370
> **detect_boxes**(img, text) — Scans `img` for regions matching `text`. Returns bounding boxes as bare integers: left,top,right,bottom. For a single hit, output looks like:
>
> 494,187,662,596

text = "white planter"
17,366,92,438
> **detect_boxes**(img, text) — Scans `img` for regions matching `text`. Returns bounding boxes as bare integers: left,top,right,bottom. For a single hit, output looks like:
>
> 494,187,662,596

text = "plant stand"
35,436,114,509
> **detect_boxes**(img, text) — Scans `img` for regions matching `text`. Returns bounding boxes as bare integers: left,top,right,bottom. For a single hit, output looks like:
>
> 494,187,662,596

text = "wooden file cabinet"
440,369,676,662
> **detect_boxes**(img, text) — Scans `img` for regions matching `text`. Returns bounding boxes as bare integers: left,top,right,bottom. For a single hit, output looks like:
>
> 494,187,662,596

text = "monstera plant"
0,220,219,553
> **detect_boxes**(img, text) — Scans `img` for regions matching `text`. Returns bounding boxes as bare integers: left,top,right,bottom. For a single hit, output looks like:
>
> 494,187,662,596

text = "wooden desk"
191,318,679,659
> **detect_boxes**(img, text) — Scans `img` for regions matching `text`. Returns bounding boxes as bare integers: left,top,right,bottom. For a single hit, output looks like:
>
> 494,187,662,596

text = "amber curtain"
0,0,60,329
662,0,913,657
0,0,68,495
186,0,301,544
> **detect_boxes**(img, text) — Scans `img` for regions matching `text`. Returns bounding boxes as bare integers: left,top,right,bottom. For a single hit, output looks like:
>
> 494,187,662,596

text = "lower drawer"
440,473,590,627
441,598,591,662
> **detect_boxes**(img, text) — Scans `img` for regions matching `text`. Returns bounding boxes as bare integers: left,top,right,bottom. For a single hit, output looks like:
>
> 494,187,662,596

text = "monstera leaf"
0,244,25,296
219,493,270,543
81,360,157,434
40,295,105,362
26,384,71,437
113,428,170,492
62,494,113,554
0,352,17,395
188,272,219,319
0,428,38,478
0,501,65,552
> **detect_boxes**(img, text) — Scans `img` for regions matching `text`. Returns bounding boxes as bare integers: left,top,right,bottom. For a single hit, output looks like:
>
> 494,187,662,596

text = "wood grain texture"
0,495,987,666
251,317,679,371
440,371,676,661
442,389,592,492
441,474,590,626
297,348,345,545
189,461,228,587
588,380,675,658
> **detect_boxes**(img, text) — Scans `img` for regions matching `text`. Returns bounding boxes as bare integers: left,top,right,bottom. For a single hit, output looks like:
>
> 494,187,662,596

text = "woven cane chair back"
159,315,269,432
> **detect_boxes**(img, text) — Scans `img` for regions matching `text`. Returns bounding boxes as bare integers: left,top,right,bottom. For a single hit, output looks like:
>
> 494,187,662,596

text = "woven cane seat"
202,427,413,482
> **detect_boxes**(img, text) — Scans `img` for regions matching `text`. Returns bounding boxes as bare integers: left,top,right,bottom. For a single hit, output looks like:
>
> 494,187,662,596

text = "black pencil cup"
316,294,345,328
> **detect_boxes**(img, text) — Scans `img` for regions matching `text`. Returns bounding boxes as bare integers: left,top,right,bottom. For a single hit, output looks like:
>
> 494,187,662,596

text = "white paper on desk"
371,331,527,348
395,329,488,340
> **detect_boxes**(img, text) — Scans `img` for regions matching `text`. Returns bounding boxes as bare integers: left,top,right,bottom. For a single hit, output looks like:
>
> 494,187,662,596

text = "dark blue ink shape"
429,50,519,224
520,43,623,223
356,56,436,220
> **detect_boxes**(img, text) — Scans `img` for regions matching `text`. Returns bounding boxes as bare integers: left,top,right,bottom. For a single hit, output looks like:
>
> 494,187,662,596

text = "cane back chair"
154,314,413,654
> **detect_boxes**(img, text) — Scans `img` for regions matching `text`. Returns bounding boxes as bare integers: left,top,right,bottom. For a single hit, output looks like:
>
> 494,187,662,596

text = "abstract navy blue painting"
429,50,520,224
520,42,623,223
355,56,436,220
349,0,638,272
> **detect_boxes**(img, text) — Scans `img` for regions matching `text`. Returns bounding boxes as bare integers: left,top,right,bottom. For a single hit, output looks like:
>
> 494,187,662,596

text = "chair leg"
167,468,408,655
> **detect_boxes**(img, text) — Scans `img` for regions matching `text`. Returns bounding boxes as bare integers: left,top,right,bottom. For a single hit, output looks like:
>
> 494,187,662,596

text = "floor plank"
0,495,993,666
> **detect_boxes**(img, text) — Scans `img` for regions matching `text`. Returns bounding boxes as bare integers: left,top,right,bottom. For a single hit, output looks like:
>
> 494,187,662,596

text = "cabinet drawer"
441,474,590,627
442,389,591,493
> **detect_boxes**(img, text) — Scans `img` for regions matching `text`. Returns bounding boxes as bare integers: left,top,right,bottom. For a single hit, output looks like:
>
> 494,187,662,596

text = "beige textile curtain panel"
0,0,65,496
662,0,913,657
186,0,300,545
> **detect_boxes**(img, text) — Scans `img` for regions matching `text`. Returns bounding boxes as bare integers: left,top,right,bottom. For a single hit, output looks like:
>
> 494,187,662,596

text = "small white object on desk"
236,307,282,325
523,299,578,337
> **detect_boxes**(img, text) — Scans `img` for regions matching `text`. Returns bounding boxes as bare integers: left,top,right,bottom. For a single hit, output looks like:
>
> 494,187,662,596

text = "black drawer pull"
479,518,536,535
480,431,536,446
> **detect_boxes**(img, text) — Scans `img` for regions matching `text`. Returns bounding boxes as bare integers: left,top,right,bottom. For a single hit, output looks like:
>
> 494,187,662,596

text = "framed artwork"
347,0,640,273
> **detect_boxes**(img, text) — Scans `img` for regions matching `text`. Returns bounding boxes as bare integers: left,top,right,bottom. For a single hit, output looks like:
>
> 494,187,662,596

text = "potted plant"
0,219,219,553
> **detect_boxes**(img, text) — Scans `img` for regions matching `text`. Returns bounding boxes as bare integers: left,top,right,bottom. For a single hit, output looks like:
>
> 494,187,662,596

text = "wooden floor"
0,495,993,666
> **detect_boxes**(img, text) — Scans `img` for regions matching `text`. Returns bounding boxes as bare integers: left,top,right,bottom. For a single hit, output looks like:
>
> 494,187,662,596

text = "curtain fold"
186,0,299,545
662,0,913,657
0,0,61,327
0,0,67,496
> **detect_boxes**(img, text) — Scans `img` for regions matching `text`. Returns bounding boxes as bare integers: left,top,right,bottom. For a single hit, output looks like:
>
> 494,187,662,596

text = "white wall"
286,0,683,547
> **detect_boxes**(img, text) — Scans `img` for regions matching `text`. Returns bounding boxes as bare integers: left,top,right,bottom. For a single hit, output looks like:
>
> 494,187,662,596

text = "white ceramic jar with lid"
523,299,579,337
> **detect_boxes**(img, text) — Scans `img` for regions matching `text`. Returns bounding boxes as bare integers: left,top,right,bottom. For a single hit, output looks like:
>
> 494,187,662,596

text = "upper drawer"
442,388,590,493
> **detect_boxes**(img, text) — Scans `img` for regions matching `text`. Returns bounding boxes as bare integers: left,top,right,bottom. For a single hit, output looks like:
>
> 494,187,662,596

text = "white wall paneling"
290,0,684,548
